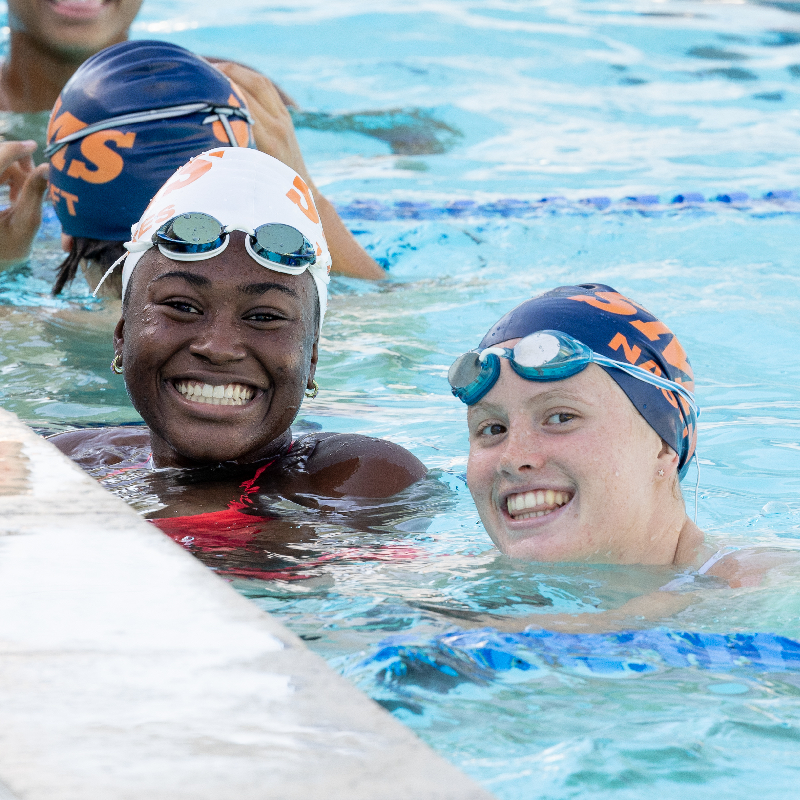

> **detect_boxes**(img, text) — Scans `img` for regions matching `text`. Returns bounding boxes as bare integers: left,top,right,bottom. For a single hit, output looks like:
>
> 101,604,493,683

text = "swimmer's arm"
203,57,298,108
0,141,48,270
212,61,387,281
706,548,800,589
419,591,696,634
282,433,427,500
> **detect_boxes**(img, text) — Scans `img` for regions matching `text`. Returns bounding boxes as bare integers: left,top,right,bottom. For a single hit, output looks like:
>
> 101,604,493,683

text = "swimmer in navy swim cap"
451,283,703,565
439,284,800,631
44,40,384,297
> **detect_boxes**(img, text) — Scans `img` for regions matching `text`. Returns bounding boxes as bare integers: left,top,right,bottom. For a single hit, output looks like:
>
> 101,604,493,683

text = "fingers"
14,163,49,230
0,162,47,268
0,140,37,176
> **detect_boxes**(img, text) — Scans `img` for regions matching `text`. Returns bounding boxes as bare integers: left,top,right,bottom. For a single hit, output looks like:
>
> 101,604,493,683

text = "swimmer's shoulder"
48,426,150,468
285,432,427,498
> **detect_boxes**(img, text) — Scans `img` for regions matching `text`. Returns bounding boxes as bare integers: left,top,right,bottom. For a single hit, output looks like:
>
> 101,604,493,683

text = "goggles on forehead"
448,330,699,417
152,212,317,275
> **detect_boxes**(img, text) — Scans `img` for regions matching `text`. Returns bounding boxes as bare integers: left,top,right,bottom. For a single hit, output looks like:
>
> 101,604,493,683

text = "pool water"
5,0,800,796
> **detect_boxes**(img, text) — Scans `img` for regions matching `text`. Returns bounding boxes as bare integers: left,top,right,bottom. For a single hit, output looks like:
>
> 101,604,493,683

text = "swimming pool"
5,0,800,796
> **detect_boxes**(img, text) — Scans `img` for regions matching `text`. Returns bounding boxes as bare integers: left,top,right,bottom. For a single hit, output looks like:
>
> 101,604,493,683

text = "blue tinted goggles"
154,212,316,274
448,330,698,416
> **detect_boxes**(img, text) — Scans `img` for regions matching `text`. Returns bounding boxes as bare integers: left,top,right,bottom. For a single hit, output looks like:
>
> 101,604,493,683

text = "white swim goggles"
449,330,698,417
148,211,317,274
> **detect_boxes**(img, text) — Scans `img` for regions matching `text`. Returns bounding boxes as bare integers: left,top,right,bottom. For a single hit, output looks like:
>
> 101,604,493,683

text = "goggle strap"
594,354,698,415
44,103,252,158
92,252,128,297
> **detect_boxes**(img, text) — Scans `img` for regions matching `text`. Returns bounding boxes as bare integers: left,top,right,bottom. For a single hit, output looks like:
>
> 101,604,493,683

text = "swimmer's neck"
148,428,294,470
1,30,127,113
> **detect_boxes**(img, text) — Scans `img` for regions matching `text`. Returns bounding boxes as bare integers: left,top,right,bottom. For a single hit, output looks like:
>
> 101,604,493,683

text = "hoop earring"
304,380,319,399
110,354,123,375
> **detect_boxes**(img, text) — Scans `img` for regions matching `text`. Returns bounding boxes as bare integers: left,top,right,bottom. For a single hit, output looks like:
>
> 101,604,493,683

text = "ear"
61,233,73,253
113,316,125,356
657,439,679,477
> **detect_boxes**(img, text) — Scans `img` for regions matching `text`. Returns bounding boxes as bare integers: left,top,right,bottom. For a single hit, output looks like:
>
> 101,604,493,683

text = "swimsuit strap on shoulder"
696,545,741,575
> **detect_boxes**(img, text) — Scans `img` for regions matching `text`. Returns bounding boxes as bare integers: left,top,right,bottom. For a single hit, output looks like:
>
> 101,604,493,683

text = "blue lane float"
335,190,800,221
358,628,800,691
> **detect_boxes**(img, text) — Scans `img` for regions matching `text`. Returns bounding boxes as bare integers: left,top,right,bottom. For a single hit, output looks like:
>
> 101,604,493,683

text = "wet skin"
51,234,426,509
466,347,702,565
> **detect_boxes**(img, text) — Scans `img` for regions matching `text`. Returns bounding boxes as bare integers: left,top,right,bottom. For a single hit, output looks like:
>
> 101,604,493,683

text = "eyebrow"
152,271,211,288
469,386,595,415
237,282,298,298
151,273,298,298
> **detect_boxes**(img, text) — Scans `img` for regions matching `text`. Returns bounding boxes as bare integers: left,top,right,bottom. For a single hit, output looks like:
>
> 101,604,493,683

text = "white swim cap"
120,148,331,327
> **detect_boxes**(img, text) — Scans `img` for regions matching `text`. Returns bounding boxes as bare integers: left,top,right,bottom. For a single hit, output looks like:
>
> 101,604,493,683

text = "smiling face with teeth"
466,344,694,565
114,232,319,468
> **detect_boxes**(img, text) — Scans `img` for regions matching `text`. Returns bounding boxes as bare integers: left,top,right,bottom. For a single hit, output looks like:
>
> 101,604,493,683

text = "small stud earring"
658,469,665,477
110,354,123,374
304,380,319,399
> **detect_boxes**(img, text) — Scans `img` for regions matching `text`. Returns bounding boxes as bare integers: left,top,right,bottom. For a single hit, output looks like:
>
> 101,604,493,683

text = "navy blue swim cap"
480,283,697,478
46,40,253,241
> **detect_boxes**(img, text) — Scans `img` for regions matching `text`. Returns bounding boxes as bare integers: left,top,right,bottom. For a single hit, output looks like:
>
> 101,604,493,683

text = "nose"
188,314,247,365
498,421,546,476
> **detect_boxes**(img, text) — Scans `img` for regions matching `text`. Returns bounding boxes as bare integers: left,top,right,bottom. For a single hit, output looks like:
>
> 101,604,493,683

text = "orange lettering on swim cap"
568,291,638,316
66,130,136,185
50,186,79,216
286,176,320,224
608,333,641,365
630,319,672,342
212,93,251,147
158,157,215,200
47,103,87,172
662,336,693,380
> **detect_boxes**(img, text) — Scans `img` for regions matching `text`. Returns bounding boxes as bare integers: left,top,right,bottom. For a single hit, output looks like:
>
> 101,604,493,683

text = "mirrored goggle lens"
252,223,316,268
512,332,563,368
448,351,483,390
154,213,224,253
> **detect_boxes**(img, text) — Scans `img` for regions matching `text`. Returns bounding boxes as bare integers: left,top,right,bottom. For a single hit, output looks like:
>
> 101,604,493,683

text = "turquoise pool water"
5,0,800,796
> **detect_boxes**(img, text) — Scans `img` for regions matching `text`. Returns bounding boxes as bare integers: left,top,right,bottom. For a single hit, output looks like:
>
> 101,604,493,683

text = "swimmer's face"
115,233,318,467
466,349,681,564
8,0,142,60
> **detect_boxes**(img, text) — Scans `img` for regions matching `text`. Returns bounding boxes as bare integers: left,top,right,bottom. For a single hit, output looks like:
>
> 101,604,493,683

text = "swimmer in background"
50,148,426,564
443,284,794,632
0,40,385,285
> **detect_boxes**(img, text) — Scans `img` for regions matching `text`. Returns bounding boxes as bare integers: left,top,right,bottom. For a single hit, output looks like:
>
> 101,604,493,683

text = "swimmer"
442,284,796,631
43,40,384,294
0,0,142,112
0,140,49,267
50,148,426,540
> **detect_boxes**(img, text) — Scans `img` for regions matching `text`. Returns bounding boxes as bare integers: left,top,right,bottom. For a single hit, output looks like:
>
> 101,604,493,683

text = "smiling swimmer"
451,283,703,567
51,147,425,531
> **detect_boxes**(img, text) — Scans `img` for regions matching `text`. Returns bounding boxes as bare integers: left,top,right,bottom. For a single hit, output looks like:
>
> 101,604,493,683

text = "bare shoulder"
708,547,800,589
49,426,150,468
300,433,427,498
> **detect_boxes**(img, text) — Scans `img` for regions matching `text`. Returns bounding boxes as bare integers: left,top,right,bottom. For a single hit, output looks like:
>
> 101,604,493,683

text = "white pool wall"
0,408,493,800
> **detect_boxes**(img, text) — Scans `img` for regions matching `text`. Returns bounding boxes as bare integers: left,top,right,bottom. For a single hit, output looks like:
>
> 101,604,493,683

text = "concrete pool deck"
0,408,493,800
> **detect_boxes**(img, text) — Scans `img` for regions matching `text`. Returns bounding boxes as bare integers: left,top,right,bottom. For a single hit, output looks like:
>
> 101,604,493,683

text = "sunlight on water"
5,1,800,797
